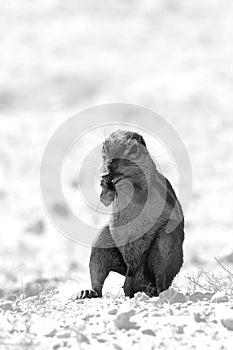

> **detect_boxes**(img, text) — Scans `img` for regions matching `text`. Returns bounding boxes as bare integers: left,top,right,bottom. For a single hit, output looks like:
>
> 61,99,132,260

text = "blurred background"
0,0,233,297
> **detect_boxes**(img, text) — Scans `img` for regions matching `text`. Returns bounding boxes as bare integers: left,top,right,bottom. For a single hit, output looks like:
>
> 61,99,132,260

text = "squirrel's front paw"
75,289,98,299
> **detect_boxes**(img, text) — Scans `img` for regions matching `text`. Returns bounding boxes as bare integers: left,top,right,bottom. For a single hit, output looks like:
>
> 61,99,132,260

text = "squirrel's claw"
75,289,98,299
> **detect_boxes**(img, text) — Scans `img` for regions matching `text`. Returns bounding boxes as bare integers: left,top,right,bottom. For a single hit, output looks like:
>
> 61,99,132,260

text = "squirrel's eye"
129,144,138,155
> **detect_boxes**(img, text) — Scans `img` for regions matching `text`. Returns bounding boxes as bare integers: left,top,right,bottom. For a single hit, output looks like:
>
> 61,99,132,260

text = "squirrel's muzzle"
100,158,131,206
100,173,116,207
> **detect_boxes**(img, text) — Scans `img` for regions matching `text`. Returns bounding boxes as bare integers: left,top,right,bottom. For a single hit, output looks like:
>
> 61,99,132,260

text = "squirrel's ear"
139,135,146,147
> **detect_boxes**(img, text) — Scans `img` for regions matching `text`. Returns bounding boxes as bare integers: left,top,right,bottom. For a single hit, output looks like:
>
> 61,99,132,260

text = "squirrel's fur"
77,130,184,298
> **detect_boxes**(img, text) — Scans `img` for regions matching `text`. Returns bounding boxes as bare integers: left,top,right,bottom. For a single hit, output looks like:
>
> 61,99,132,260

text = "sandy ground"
1,0,233,348
1,286,233,350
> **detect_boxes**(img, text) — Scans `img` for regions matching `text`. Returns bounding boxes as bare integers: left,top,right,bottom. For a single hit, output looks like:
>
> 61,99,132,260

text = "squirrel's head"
102,130,147,160
100,130,153,206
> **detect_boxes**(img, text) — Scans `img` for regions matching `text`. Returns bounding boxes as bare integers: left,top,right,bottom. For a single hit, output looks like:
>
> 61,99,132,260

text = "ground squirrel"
77,130,184,298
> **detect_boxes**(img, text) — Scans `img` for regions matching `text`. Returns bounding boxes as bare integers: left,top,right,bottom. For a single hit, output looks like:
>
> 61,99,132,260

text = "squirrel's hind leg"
147,222,184,295
123,266,157,298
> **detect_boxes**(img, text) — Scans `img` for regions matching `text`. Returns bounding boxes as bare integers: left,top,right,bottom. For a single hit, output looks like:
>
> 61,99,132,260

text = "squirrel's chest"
109,188,161,243
109,186,166,268
109,205,158,269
